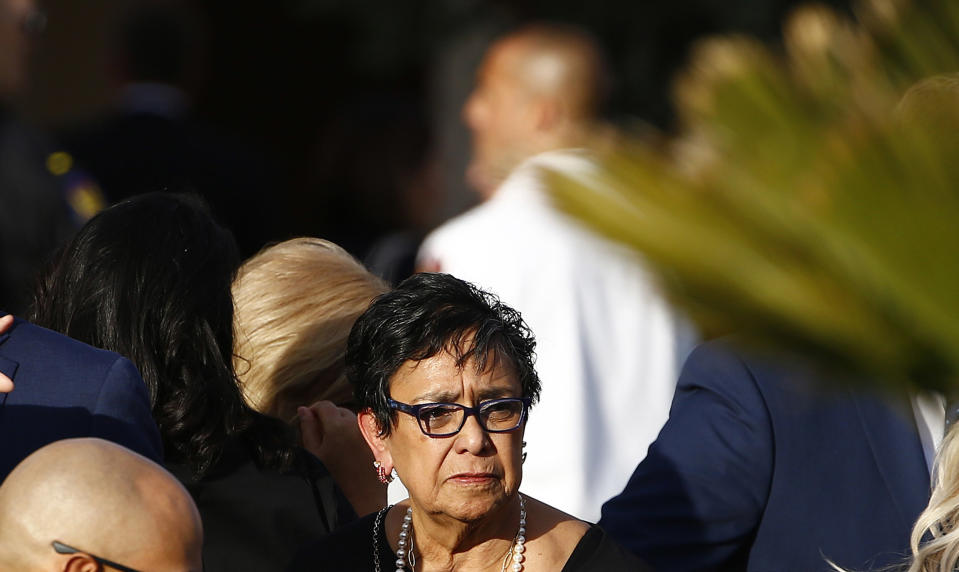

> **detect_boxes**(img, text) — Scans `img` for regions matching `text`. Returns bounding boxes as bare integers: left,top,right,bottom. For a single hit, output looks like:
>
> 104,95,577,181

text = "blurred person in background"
233,236,389,515
599,72,959,572
30,193,351,572
0,438,203,572
417,22,694,522
60,2,281,257
600,339,930,571
836,74,959,572
0,0,98,315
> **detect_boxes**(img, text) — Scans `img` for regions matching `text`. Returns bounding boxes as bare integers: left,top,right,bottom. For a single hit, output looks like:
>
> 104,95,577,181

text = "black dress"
287,508,651,571
169,439,355,572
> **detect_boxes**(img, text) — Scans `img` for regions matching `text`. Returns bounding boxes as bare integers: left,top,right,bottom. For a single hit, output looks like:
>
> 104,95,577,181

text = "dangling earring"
373,460,394,484
522,441,527,464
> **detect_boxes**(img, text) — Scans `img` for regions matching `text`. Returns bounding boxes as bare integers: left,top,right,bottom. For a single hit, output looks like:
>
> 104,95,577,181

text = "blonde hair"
907,423,959,572
232,238,388,422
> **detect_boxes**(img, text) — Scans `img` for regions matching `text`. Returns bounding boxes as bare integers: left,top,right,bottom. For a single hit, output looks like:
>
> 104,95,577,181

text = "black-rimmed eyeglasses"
52,541,142,572
388,397,531,437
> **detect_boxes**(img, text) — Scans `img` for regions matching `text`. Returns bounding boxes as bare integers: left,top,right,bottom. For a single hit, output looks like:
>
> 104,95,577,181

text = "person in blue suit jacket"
599,339,930,572
0,312,162,480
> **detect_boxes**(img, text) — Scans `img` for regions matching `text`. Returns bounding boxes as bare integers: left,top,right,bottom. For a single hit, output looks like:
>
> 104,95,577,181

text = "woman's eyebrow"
413,389,460,403
412,386,516,404
476,387,516,400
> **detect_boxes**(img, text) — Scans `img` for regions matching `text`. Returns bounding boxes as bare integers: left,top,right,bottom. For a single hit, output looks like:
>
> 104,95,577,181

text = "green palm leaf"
549,0,959,391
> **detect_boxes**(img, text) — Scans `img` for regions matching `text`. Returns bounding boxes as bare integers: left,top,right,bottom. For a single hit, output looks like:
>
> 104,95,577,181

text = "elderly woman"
290,273,646,571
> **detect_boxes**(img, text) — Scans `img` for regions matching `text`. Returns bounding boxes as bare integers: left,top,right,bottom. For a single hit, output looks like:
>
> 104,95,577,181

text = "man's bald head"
497,24,608,121
463,23,608,195
0,438,202,572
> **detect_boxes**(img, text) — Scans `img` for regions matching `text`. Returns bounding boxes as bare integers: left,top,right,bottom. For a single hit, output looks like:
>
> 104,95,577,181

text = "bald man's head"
0,438,202,572
463,23,608,195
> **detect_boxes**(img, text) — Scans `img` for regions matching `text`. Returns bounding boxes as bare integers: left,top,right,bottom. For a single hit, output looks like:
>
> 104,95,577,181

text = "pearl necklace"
390,494,527,572
502,493,527,572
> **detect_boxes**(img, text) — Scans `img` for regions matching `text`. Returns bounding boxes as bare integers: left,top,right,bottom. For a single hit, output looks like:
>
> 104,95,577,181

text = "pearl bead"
513,552,524,562
396,558,405,567
399,531,408,539
512,563,523,571
517,536,525,544
515,544,525,553
518,527,526,535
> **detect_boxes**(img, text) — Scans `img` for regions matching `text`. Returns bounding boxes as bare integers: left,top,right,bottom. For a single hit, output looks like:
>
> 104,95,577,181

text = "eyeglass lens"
418,399,525,435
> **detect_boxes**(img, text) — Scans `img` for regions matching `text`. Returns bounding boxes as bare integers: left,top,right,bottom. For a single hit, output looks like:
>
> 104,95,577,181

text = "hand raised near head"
298,401,386,516
0,314,13,392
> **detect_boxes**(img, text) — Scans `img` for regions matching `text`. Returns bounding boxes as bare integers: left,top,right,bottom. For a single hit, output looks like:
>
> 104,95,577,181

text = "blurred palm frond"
549,0,959,391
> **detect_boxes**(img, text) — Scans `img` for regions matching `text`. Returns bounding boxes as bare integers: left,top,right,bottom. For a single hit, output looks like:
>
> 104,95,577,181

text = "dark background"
18,0,852,260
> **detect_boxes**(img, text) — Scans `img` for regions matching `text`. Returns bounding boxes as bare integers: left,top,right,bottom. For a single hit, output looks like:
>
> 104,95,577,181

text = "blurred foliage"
549,0,959,391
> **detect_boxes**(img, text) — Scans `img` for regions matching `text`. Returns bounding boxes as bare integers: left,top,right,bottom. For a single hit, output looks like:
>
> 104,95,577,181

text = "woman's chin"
433,486,513,522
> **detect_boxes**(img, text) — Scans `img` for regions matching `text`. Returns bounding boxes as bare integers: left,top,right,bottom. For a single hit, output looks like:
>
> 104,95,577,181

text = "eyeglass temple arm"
52,541,143,572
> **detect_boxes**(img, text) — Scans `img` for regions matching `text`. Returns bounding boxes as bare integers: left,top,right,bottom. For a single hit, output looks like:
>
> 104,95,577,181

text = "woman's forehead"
388,350,520,401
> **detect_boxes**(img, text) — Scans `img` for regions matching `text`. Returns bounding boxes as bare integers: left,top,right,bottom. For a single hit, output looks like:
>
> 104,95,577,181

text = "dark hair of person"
31,192,293,477
345,272,540,436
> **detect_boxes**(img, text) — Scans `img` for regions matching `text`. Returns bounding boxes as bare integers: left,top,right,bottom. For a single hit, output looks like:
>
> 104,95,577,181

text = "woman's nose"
455,413,491,454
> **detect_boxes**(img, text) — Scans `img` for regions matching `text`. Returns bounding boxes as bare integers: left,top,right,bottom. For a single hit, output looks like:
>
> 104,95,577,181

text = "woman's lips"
449,472,497,483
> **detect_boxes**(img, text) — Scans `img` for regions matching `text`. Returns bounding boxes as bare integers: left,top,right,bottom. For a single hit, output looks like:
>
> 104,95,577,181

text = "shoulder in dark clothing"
562,525,654,572
169,440,354,572
287,510,382,572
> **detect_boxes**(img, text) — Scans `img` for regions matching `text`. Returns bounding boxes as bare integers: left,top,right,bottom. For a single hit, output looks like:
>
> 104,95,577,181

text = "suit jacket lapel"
853,391,929,530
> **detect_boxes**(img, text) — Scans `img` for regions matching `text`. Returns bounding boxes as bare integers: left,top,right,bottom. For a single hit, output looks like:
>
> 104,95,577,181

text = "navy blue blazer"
600,339,930,571
0,316,162,479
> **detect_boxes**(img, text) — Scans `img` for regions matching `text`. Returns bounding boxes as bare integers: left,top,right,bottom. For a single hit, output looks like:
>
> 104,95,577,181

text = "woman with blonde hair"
905,422,959,572
234,237,388,418
233,237,389,515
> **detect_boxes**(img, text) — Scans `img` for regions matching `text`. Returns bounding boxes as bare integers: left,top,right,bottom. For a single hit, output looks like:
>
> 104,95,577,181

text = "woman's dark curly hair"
31,192,292,477
346,272,540,436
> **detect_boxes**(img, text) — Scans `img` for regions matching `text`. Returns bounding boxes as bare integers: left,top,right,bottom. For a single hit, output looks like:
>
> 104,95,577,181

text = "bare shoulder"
521,495,590,571
525,495,590,537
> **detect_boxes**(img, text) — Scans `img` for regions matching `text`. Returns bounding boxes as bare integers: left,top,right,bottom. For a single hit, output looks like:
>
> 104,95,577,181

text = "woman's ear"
358,408,391,467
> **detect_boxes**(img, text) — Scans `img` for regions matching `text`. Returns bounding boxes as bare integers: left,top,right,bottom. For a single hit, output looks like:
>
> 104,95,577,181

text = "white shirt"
416,150,694,521
912,391,945,477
